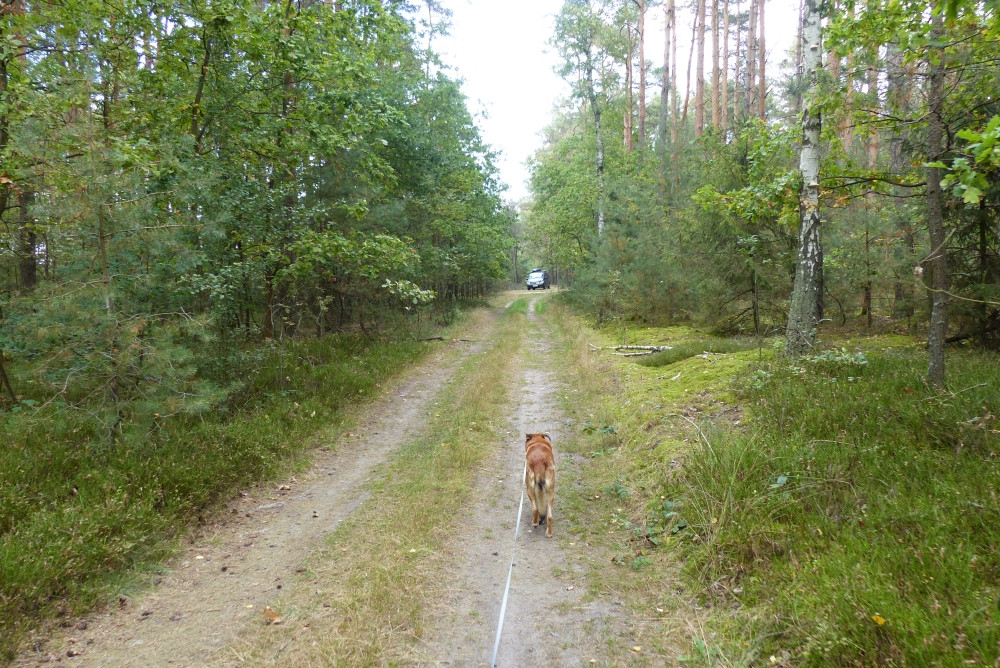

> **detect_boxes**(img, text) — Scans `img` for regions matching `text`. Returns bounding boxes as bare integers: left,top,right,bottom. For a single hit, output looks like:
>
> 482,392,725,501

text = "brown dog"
524,433,556,537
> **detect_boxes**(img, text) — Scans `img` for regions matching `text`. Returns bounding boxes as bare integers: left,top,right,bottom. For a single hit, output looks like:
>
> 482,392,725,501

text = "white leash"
490,461,527,668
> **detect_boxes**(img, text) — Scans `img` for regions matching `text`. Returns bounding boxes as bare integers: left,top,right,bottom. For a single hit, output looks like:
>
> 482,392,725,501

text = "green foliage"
936,115,1000,205
0,332,427,659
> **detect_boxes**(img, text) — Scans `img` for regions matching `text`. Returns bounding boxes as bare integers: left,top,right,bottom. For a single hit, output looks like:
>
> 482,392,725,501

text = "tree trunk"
711,0,719,130
925,12,948,387
0,22,10,231
745,0,757,121
637,0,646,147
695,0,706,137
886,43,914,320
721,0,729,136
682,6,698,132
793,0,804,114
658,0,671,192
624,23,634,152
757,0,766,119
0,353,15,404
669,0,679,145
733,0,742,126
585,48,605,236
785,0,823,356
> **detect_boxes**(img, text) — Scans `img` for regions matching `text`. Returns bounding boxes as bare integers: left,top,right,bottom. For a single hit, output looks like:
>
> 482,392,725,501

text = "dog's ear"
525,433,532,443
542,432,551,442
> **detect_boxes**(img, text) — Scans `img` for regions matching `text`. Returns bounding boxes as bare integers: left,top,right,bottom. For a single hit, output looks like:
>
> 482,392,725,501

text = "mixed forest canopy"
0,0,512,413
522,0,1000,384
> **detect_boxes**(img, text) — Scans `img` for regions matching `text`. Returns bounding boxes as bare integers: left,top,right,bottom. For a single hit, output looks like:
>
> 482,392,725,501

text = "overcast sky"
434,0,801,203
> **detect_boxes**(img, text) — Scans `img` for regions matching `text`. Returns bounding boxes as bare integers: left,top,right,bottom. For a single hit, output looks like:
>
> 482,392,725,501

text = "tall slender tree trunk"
7,0,36,292
658,0,672,192
637,0,646,147
757,0,766,119
681,14,697,132
785,0,823,356
721,0,730,136
733,0,743,126
886,43,914,320
745,0,757,121
585,50,605,236
695,0,706,136
793,0,804,114
711,0,720,130
670,0,679,145
925,12,948,387
839,6,857,149
624,27,634,152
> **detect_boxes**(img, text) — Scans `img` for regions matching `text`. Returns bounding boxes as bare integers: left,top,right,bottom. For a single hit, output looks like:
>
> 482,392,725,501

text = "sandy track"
18,297,632,667
16,329,489,667
414,296,623,666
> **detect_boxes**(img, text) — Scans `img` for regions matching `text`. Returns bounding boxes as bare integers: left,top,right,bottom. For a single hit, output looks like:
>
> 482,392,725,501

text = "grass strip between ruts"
219,301,529,666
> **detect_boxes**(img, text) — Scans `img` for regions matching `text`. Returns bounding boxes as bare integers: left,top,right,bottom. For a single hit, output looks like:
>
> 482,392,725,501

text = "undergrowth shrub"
0,333,426,660
666,349,1000,666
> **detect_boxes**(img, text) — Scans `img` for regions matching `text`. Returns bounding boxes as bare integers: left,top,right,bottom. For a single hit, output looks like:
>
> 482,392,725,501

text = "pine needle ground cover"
0,332,431,659
550,307,1000,666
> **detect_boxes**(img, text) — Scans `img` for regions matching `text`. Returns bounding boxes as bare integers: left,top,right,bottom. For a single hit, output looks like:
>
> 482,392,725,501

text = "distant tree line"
0,0,512,414
526,0,1000,384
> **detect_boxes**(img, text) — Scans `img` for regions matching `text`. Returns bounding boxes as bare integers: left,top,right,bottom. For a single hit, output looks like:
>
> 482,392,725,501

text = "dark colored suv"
526,268,550,290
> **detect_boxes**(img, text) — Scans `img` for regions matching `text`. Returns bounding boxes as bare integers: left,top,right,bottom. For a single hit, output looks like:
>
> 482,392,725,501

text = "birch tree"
785,0,823,355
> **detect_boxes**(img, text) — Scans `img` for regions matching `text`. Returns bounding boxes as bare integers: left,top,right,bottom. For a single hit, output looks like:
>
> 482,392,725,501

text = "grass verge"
219,302,527,665
542,301,1000,666
668,347,1000,666
0,329,444,660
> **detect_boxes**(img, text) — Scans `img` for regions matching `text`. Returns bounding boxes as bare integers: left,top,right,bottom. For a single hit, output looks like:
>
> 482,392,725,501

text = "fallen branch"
419,336,476,342
612,351,658,356
590,343,673,353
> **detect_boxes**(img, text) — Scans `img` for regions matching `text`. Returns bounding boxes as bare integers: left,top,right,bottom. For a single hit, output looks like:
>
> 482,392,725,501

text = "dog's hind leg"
544,490,554,537
526,473,540,527
544,471,555,537
534,480,548,530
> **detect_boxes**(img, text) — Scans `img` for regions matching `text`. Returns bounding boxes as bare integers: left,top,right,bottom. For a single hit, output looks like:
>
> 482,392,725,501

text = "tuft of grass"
506,297,529,314
0,331,437,660
221,306,527,665
667,349,1000,666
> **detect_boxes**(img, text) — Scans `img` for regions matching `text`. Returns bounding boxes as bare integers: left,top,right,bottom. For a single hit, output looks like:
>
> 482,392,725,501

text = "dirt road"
17,295,631,667
414,296,622,666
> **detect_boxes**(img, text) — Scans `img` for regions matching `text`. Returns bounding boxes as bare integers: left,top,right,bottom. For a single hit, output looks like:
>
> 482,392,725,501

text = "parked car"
526,268,550,290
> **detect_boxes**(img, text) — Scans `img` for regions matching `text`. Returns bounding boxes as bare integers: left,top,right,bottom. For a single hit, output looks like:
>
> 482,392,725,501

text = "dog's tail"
533,466,553,518
534,478,547,520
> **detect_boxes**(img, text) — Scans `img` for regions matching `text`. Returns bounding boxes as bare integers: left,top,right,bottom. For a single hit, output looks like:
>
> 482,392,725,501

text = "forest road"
17,294,626,667
413,294,621,667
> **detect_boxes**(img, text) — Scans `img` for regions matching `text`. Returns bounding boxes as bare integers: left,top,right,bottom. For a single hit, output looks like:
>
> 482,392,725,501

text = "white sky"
435,0,801,203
